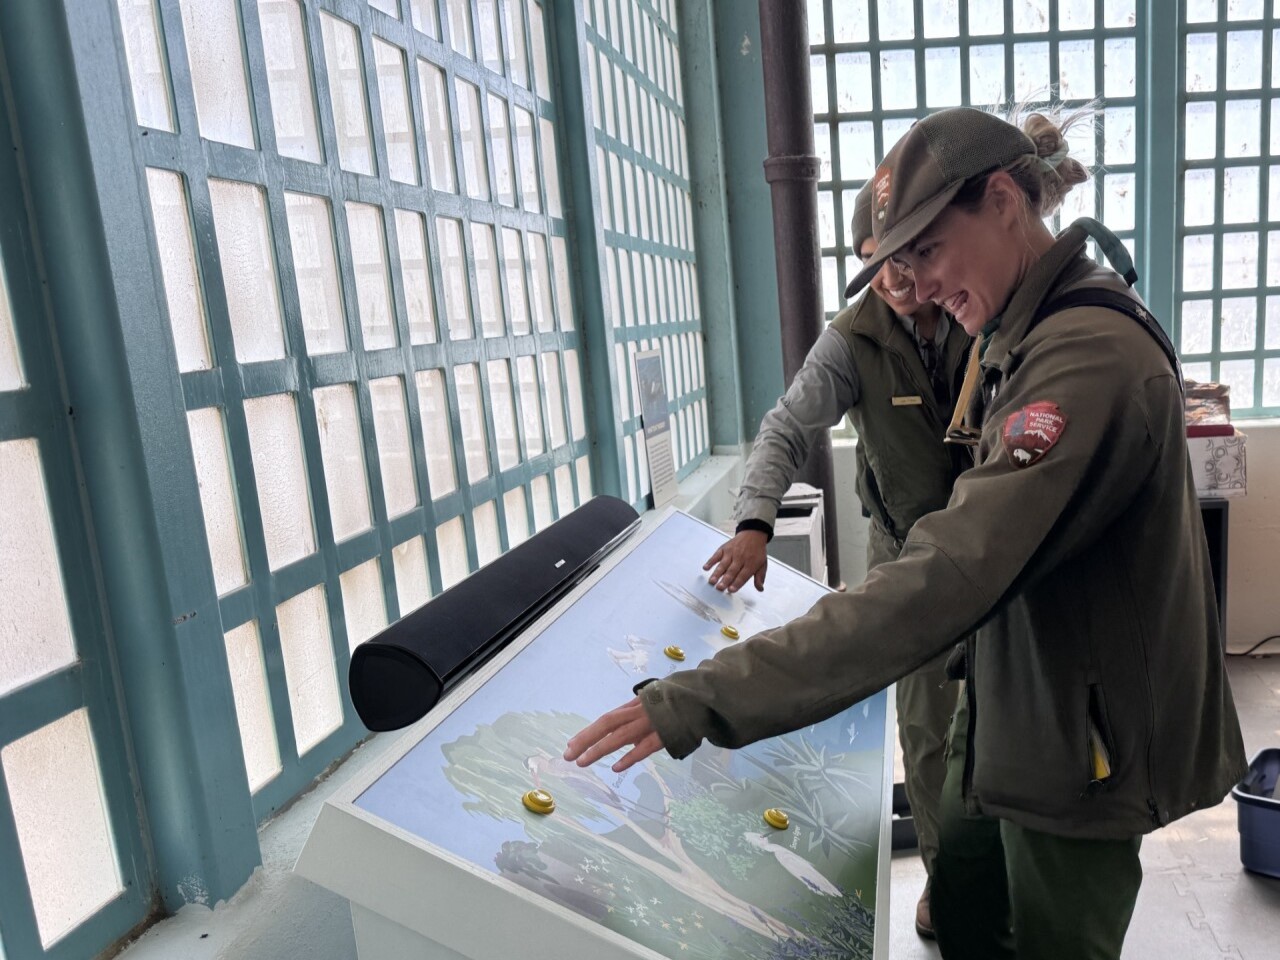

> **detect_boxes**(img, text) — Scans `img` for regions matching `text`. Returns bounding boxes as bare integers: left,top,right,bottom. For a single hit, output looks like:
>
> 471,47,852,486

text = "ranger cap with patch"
844,107,1037,299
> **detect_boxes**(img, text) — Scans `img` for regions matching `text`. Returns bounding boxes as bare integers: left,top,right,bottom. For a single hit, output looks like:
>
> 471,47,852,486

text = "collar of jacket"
979,223,1096,373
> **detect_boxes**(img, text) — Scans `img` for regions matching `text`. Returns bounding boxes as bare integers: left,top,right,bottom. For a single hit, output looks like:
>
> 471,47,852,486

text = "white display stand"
298,510,894,960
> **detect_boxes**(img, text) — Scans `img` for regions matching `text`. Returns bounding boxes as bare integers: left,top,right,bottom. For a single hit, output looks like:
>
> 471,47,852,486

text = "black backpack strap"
1031,288,1185,395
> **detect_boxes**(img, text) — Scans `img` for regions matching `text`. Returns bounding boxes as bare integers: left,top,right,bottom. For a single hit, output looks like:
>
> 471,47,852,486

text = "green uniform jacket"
642,225,1247,840
833,292,971,546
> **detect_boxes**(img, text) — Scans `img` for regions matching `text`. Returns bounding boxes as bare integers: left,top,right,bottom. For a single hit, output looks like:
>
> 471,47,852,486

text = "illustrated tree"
440,710,811,943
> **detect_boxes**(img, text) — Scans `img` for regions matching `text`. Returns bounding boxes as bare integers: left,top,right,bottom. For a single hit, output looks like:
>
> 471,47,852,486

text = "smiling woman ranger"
565,107,1246,960
702,183,970,939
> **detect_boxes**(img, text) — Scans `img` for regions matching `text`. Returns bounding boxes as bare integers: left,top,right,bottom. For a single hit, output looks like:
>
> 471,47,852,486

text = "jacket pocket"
1086,683,1117,788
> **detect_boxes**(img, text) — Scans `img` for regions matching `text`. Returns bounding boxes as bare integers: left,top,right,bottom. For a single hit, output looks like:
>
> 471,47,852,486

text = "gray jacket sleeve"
734,328,859,528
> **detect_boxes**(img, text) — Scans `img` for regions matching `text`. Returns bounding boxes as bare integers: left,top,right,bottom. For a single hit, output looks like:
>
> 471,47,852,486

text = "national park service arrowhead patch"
1002,401,1066,468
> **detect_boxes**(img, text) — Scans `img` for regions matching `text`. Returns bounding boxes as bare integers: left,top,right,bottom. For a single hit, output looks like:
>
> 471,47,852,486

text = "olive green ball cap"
843,107,1037,299
850,182,874,257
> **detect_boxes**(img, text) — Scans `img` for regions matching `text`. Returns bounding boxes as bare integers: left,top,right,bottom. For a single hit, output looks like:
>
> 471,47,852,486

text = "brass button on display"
664,645,686,661
763,808,790,830
720,625,740,640
522,789,555,815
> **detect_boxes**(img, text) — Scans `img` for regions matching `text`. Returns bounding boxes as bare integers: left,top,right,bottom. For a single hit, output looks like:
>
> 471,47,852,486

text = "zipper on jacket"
961,638,979,808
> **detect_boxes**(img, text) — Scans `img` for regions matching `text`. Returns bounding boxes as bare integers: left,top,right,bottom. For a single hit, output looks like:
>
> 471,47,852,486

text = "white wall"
831,428,1280,654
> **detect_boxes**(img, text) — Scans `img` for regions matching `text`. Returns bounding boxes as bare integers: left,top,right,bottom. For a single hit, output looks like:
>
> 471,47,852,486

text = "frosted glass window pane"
394,210,438,344
1182,235,1216,292
370,0,400,17
969,44,1005,105
815,122,832,181
187,408,248,595
472,223,504,337
223,621,281,792
436,517,469,588
1103,173,1135,231
1013,41,1049,103
208,179,286,363
505,0,529,87
1180,300,1213,354
880,49,917,110
554,463,574,516
503,487,529,547
392,536,432,615
516,355,545,457
0,440,76,695
1185,103,1218,161
1183,169,1217,227
563,349,586,441
1105,0,1136,27
1224,99,1261,157
454,364,490,481
968,0,1004,35
477,0,503,73
1186,0,1217,21
1220,297,1256,351
456,80,491,200
145,169,212,372
576,456,592,500
373,39,419,185
418,60,457,192
259,0,323,163
284,193,348,355
502,228,530,335
446,0,475,57
415,369,458,498
529,0,550,97
487,360,519,470
1226,30,1263,89
1222,231,1258,287
1269,296,1280,350
1220,359,1255,407
811,54,828,116
341,558,387,651
1104,107,1136,165
474,500,501,566
1228,0,1263,19
3,710,122,947
540,117,563,218
370,377,419,517
1104,38,1135,97
924,47,962,107
878,0,915,40
410,0,440,37
346,203,398,350
1223,166,1260,223
540,353,567,448
244,394,316,569
179,0,255,148
321,13,375,175
437,217,472,339
552,236,574,331
1058,40,1095,100
0,259,22,390
514,106,541,212
276,586,342,753
1057,0,1091,28
527,232,555,333
1269,231,1280,286
313,385,372,541
531,473,553,530
490,96,516,206
117,0,173,130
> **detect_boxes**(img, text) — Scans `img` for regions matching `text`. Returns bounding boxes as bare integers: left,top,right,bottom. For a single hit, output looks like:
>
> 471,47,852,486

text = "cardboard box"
1188,429,1247,499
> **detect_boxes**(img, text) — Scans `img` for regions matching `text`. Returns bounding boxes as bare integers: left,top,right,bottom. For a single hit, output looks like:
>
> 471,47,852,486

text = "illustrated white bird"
608,634,654,674
742,832,842,897
653,578,722,624
846,720,858,744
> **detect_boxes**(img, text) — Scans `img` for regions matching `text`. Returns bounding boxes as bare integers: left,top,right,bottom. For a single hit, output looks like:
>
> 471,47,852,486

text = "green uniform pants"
931,690,1144,960
868,522,957,877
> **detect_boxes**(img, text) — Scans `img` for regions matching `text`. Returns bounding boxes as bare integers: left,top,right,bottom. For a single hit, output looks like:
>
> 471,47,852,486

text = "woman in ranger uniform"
566,106,1246,960
701,185,970,939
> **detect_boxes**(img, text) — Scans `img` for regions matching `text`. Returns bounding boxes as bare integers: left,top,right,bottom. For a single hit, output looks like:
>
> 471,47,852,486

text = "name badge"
892,395,923,406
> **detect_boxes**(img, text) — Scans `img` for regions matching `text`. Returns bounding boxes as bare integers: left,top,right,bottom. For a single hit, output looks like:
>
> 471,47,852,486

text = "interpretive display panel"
298,510,893,960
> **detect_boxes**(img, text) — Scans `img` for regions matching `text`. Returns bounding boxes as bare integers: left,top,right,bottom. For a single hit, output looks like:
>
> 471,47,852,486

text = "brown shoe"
915,884,935,940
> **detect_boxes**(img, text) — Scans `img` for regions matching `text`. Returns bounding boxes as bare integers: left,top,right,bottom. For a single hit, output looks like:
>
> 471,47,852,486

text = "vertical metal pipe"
757,0,841,584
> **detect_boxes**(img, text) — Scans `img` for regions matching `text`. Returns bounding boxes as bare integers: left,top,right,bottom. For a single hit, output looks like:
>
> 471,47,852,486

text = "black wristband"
632,677,660,696
735,518,774,542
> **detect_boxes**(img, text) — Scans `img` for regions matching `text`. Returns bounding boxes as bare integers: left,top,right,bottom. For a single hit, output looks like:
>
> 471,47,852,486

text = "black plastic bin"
1232,747,1280,879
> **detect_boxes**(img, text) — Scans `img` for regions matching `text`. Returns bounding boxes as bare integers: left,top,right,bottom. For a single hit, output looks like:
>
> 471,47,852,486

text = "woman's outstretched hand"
564,696,666,773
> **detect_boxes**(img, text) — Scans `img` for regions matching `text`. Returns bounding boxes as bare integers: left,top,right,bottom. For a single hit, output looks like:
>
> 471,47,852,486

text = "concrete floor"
115,655,1280,960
